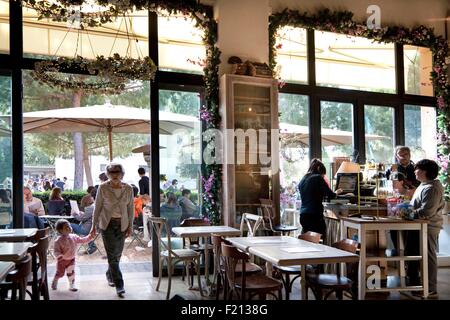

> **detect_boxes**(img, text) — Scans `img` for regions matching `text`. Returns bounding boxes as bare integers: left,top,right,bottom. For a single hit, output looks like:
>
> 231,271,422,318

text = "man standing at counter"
386,146,421,196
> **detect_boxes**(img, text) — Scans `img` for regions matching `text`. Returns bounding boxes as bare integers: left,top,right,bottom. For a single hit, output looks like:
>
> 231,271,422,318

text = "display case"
220,74,280,227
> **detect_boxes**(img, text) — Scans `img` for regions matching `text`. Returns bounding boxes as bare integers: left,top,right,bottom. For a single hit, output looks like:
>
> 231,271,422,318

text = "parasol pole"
107,125,113,162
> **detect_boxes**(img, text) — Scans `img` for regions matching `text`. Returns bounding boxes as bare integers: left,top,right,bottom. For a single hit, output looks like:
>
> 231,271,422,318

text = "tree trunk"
83,136,93,187
72,90,84,190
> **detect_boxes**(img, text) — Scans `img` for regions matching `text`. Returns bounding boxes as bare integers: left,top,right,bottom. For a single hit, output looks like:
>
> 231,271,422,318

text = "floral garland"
269,8,450,200
22,0,222,222
32,54,157,94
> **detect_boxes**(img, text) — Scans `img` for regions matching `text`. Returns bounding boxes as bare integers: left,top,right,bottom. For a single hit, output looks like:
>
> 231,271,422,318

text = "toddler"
52,219,93,291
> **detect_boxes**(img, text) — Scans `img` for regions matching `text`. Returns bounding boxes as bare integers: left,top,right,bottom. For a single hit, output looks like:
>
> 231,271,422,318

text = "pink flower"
437,96,445,109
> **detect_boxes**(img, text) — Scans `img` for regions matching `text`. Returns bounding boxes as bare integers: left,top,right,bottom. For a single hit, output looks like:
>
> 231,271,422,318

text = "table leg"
301,264,306,299
398,230,405,278
265,261,273,277
420,223,428,298
358,224,366,300
204,236,210,285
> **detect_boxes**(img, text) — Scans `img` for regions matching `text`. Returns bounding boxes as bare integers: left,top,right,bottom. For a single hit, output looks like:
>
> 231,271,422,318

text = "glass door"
0,71,12,228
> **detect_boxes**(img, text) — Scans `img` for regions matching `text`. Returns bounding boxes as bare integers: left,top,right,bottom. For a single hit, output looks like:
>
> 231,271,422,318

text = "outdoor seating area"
1,0,450,311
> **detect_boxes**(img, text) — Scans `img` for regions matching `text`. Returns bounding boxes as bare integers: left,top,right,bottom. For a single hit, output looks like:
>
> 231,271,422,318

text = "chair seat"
306,274,353,288
276,264,316,274
235,274,282,291
220,262,262,274
273,225,298,232
161,249,201,259
187,243,214,251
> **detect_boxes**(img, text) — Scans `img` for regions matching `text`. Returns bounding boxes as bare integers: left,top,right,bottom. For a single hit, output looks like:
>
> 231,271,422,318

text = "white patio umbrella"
22,104,199,161
280,122,389,146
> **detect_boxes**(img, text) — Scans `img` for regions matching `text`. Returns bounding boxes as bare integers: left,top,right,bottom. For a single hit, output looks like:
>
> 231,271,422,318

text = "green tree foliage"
159,89,200,116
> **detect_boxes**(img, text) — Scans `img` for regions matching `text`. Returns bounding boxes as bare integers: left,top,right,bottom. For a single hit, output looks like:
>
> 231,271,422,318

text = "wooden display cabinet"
220,74,280,228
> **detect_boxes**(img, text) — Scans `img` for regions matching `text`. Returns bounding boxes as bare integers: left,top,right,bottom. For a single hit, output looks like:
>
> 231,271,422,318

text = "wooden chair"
274,231,322,300
305,238,359,300
150,216,204,300
221,243,282,300
239,213,264,237
179,218,213,285
260,199,298,236
211,234,262,300
26,235,50,300
0,255,32,300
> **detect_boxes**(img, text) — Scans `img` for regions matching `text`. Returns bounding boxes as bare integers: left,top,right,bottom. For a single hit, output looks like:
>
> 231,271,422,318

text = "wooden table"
172,226,241,286
340,216,428,299
0,242,33,262
0,261,15,282
0,228,37,242
228,236,359,299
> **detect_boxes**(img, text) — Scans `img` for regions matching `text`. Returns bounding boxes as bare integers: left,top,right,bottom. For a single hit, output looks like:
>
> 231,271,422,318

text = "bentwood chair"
150,216,204,300
26,235,50,300
239,213,264,237
0,255,32,300
221,243,282,300
305,238,359,300
274,231,322,300
260,199,298,236
211,234,262,300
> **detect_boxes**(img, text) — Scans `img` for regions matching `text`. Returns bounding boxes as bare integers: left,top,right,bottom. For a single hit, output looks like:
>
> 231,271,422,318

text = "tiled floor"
47,261,450,300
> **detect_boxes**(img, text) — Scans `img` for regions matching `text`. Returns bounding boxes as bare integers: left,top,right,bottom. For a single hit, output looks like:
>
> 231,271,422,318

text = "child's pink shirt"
54,233,92,260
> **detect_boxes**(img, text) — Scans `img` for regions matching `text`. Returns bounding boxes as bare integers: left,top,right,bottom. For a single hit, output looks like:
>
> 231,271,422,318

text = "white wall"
215,0,270,75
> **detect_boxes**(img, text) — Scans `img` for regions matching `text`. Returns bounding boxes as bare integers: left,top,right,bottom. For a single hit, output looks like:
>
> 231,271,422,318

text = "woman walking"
90,163,134,297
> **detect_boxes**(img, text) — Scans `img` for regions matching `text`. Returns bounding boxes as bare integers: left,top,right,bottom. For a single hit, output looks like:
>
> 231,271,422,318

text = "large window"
321,101,354,180
0,0,8,54
315,31,396,93
158,15,205,74
404,45,433,96
404,104,437,161
278,93,309,193
274,26,308,83
0,73,12,228
364,105,395,164
22,5,149,59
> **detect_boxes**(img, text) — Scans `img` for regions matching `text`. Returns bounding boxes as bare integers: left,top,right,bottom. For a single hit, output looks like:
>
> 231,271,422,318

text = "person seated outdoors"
80,186,95,211
24,186,45,216
160,192,182,235
47,187,66,215
179,189,199,222
70,197,98,255
132,184,151,228
166,179,178,193
0,189,12,228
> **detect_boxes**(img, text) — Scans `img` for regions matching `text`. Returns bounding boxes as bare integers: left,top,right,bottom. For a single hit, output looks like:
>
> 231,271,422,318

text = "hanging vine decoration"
269,8,450,199
32,54,157,94
23,0,222,224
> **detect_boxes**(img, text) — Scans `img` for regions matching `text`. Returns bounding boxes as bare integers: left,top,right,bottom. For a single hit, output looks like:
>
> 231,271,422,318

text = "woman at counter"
298,159,343,238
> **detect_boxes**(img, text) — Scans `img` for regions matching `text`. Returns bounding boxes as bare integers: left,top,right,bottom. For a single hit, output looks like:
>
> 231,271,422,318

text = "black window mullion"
309,95,321,159
307,29,316,87
395,43,405,96
395,103,405,146
10,0,23,228
149,11,160,277
354,99,365,164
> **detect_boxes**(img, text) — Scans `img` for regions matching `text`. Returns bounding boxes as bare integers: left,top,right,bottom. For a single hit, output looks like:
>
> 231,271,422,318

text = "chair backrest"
180,218,210,246
259,199,277,231
7,255,32,282
36,235,49,281
239,213,264,237
180,218,209,227
211,234,232,273
149,216,180,258
221,243,249,293
33,227,50,242
332,238,359,277
298,231,322,243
